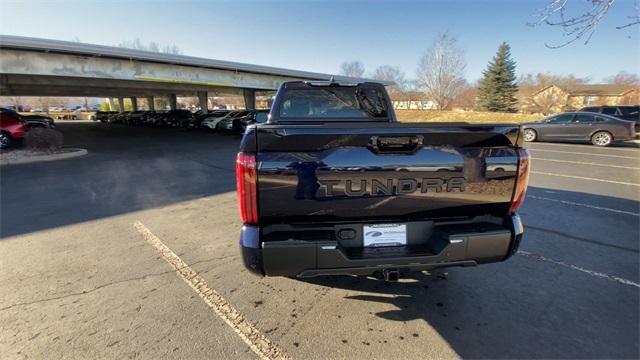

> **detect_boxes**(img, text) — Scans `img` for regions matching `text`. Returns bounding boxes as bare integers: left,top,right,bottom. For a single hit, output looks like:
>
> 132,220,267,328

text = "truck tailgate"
253,123,521,224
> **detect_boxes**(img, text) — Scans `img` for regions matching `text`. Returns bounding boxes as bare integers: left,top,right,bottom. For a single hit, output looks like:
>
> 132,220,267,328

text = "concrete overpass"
0,35,387,111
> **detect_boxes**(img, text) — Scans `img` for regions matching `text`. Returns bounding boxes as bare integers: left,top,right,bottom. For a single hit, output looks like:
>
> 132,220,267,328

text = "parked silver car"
201,111,239,130
522,112,636,146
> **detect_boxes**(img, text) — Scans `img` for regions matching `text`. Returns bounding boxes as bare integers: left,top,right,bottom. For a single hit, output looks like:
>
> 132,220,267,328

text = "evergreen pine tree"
476,42,519,112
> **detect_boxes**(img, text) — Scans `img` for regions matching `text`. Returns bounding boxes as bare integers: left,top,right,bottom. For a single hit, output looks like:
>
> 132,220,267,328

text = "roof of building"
537,84,637,97
0,35,392,85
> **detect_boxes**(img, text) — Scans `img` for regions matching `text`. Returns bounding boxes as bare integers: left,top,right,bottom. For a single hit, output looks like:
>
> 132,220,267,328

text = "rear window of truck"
278,86,389,120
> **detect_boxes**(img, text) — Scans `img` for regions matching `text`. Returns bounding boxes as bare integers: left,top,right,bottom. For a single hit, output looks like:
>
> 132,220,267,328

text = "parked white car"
202,110,248,130
202,111,241,130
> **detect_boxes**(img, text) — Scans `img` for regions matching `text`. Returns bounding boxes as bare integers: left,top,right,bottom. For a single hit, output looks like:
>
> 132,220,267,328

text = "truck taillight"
509,148,530,214
236,152,258,224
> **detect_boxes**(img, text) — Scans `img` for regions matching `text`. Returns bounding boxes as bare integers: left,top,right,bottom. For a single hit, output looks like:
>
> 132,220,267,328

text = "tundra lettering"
318,177,465,197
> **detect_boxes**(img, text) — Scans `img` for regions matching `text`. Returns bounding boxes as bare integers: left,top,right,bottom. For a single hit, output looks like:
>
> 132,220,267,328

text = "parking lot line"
527,195,640,217
133,221,289,360
528,142,640,153
529,149,639,160
531,171,640,187
517,251,640,288
532,157,640,170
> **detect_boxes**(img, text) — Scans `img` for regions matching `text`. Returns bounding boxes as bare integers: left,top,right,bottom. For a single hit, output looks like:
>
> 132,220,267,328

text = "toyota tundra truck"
236,80,529,280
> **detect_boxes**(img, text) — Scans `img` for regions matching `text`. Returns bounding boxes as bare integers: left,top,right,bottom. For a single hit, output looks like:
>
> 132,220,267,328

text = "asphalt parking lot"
1,122,638,359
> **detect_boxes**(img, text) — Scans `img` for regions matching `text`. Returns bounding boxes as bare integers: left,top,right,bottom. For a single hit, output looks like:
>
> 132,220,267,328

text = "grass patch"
396,110,543,124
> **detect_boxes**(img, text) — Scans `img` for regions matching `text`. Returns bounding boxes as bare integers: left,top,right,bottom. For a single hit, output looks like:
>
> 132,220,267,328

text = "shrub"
24,128,64,153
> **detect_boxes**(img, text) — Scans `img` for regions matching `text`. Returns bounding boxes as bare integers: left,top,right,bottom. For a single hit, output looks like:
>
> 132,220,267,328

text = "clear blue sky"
1,0,638,83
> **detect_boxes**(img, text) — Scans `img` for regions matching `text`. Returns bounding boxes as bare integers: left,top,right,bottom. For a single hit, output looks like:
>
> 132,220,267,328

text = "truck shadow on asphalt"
299,185,639,359
302,260,638,359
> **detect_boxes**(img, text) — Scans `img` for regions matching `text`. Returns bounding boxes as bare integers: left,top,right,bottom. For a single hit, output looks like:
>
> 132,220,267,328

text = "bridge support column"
107,98,116,111
147,96,155,111
117,97,125,112
130,97,138,111
243,89,256,110
168,94,177,110
197,91,208,113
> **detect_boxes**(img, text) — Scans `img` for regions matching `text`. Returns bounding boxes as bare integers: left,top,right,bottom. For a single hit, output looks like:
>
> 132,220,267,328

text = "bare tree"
3,96,22,110
606,71,640,85
452,84,477,111
529,0,640,48
340,61,365,78
178,96,199,110
371,65,407,100
415,33,467,110
34,97,57,112
162,44,181,55
117,38,182,55
533,91,565,115
0,96,72,112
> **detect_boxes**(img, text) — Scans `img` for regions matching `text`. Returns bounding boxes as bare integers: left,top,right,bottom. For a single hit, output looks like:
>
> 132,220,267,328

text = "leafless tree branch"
616,0,640,29
528,0,638,48
371,65,407,99
117,38,182,55
415,33,467,110
340,61,366,78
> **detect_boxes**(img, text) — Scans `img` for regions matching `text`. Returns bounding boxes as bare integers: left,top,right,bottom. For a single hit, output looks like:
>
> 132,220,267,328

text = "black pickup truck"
236,80,529,281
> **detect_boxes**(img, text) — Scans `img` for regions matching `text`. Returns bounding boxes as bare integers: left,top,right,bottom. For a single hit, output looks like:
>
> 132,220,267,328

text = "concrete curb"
0,148,88,166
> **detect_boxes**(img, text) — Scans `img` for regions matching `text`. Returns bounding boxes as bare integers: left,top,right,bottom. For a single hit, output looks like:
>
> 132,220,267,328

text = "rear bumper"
240,215,524,277
615,128,636,141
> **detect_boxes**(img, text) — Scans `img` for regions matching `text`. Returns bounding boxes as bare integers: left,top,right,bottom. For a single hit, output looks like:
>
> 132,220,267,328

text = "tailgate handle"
369,135,424,154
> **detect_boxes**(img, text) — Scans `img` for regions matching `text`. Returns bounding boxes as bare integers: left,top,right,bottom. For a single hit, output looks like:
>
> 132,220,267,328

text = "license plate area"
363,224,407,247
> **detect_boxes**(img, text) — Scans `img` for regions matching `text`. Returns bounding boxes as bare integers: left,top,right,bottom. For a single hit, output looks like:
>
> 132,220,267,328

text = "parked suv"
219,109,270,133
163,110,193,127
2,108,55,129
579,105,639,136
94,111,118,123
0,108,27,149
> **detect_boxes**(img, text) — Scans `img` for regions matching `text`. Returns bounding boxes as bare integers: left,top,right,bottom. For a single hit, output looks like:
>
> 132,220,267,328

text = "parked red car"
0,108,27,149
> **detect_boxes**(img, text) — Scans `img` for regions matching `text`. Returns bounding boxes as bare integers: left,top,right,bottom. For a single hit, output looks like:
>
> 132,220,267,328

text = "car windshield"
231,111,250,118
278,85,389,120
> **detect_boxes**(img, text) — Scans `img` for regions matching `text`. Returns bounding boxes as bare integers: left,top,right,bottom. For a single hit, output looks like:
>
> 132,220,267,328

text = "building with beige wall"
529,84,638,114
